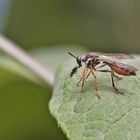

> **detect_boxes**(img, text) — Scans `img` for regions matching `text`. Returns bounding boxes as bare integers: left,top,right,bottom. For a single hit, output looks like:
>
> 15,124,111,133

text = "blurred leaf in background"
5,0,140,53
0,46,87,140
0,67,67,140
30,45,88,73
0,46,71,140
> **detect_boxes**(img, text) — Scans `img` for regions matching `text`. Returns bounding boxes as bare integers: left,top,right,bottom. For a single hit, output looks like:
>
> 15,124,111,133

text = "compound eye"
82,58,85,62
82,56,88,62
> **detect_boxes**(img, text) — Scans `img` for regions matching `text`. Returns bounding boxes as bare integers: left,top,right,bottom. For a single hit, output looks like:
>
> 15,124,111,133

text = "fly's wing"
102,53,134,59
86,52,136,70
98,56,137,71
90,52,134,60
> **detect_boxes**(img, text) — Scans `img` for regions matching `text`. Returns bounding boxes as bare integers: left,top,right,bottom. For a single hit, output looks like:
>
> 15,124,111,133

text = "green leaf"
49,55,140,140
0,46,87,140
0,45,88,85
0,67,67,140
0,55,40,84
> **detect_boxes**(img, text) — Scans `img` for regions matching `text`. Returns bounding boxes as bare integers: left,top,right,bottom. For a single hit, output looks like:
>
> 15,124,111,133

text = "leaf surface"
50,55,140,140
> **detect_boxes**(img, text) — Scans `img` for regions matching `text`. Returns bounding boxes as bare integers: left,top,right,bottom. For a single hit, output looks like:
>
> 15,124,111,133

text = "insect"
68,52,137,99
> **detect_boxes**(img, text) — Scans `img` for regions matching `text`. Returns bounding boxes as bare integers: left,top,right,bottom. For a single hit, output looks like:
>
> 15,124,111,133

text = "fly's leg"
90,66,100,99
111,70,124,95
113,74,122,80
96,65,122,80
95,64,106,69
95,69,124,95
77,67,87,86
80,68,91,92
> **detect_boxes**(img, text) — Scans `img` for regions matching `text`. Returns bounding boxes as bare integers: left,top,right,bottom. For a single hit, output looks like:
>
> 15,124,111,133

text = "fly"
68,52,137,99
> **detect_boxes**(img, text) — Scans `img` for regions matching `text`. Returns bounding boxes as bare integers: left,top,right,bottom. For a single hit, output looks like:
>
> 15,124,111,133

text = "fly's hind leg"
113,74,122,81
111,70,124,95
95,69,124,95
95,64,122,80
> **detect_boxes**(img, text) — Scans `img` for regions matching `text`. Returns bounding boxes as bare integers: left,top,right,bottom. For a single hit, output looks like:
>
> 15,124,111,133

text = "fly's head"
68,52,100,77
68,52,82,77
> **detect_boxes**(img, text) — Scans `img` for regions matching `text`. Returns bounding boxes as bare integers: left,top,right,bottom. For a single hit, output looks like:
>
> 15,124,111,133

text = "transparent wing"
98,56,137,71
90,52,134,60
102,53,134,59
85,52,136,70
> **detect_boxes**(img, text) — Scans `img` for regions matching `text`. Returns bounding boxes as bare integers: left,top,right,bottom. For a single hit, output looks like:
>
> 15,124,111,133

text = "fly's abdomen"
110,65,136,76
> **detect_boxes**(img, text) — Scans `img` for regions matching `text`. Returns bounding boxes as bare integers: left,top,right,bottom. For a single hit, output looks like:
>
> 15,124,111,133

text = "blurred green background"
5,0,140,52
0,0,140,140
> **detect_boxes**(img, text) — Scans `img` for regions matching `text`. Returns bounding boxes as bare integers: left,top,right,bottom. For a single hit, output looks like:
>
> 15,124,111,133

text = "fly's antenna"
68,52,82,67
68,52,77,59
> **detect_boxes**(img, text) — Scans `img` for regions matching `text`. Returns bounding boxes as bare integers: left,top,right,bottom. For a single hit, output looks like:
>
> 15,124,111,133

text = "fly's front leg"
80,68,91,92
77,67,87,86
81,68,91,92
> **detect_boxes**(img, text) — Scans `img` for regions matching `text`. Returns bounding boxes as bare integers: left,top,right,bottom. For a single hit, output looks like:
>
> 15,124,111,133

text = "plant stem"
0,33,54,86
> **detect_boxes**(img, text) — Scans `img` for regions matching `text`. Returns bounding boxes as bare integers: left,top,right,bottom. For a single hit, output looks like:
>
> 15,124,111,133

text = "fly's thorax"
82,54,99,64
82,58,99,68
